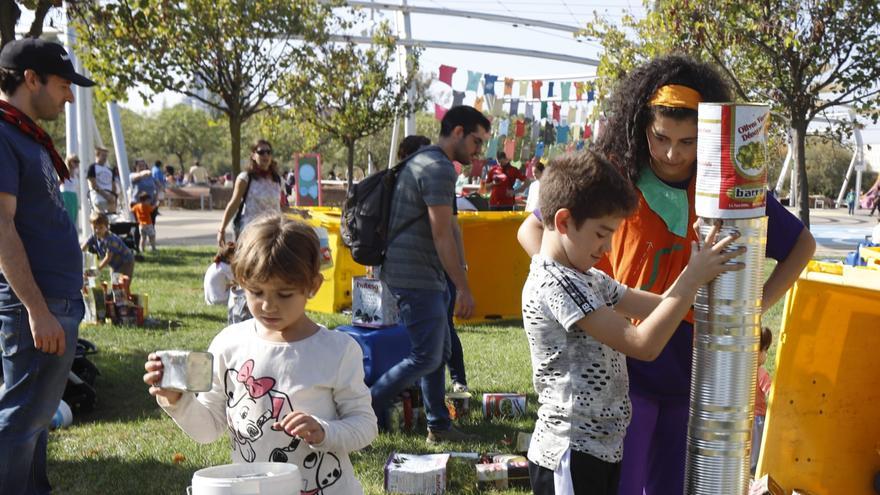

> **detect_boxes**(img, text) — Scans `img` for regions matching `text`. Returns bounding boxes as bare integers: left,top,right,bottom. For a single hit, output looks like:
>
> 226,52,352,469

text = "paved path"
155,209,224,247
152,206,877,257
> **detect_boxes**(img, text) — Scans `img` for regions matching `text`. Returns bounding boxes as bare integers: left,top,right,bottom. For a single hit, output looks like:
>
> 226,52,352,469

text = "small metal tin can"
156,350,213,392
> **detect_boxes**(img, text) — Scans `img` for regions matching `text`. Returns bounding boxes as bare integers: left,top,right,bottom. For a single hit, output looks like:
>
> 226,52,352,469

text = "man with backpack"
369,106,490,443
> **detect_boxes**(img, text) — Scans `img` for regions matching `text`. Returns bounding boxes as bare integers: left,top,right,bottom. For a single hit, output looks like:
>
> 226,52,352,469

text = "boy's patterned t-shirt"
522,254,631,469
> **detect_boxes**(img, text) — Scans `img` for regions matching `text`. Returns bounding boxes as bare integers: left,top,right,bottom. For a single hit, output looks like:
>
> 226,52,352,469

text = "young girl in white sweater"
145,215,377,494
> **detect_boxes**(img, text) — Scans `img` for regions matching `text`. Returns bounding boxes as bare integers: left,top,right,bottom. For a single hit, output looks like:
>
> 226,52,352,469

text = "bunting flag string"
439,64,457,86
560,81,571,102
466,70,482,92
483,74,498,96
429,62,602,160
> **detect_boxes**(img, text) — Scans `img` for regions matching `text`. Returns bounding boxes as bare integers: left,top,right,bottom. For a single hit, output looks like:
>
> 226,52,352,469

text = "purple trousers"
617,390,688,495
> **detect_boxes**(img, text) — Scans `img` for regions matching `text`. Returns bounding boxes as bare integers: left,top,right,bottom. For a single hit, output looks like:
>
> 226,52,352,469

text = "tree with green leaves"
146,104,226,168
69,0,335,176
583,0,880,227
277,22,423,191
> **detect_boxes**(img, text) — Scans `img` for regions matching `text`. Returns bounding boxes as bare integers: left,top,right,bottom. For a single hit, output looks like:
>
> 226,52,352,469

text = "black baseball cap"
0,38,95,87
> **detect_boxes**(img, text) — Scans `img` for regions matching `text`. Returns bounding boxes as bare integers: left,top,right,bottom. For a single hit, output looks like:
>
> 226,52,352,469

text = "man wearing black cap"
0,38,95,494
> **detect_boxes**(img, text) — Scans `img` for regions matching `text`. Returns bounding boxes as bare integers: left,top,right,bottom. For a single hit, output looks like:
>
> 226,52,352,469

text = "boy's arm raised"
577,225,743,361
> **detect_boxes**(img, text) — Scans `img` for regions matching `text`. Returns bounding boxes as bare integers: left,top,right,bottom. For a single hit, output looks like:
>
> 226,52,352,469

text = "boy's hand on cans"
143,352,183,405
685,221,746,286
272,412,325,445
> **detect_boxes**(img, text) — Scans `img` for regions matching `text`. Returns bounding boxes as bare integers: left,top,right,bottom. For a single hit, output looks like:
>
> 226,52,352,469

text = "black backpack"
64,339,100,414
341,149,429,266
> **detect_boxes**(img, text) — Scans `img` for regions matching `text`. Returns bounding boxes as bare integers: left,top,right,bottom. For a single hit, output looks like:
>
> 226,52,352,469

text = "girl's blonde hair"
231,215,321,290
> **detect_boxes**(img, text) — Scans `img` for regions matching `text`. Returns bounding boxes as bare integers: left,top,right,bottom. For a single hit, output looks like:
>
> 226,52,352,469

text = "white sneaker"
452,382,468,393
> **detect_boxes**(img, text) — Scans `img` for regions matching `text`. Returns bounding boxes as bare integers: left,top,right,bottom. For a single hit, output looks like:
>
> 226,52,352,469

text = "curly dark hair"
593,55,732,184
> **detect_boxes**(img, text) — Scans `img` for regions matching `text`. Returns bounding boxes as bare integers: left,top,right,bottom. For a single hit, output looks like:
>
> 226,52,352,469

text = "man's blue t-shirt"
131,175,159,205
151,165,166,187
0,121,83,300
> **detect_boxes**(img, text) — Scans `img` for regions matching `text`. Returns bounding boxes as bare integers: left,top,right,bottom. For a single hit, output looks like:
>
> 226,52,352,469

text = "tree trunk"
792,121,810,229
175,152,184,169
230,114,242,176
0,0,21,49
26,0,52,38
346,139,356,192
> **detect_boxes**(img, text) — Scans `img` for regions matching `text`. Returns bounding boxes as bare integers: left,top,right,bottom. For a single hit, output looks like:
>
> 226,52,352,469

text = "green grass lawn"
46,247,790,494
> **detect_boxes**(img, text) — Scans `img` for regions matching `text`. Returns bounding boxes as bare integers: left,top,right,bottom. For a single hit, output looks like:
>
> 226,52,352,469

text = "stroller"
63,339,100,414
109,220,140,254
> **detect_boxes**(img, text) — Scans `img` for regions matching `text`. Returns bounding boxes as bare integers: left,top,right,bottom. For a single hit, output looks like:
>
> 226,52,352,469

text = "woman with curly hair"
517,55,815,494
217,139,284,243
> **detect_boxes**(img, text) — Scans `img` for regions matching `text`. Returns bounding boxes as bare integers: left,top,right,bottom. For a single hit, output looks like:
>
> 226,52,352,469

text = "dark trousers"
445,275,466,386
529,450,621,495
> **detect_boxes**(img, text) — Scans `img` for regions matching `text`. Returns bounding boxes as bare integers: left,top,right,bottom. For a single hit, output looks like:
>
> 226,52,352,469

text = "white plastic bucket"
189,462,301,495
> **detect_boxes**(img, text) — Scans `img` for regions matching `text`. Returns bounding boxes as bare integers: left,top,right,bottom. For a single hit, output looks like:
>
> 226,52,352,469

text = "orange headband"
648,84,702,111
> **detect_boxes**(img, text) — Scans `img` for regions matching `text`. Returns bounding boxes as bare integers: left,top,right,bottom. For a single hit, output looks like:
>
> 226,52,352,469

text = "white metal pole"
107,102,132,221
387,116,400,168
76,80,93,237
401,0,416,136
774,129,793,196
789,128,798,208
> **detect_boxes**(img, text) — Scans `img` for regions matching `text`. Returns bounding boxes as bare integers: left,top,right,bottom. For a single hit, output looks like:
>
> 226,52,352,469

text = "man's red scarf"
0,100,69,181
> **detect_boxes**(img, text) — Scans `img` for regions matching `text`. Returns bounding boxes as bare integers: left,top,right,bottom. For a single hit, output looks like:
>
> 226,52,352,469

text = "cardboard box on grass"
384,453,449,494
749,474,784,495
476,454,529,490
352,277,399,327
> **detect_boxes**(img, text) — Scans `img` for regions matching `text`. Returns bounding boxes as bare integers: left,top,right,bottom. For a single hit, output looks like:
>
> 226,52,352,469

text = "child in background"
203,242,250,324
525,160,545,212
81,211,135,284
522,151,743,494
144,215,377,494
752,327,773,473
204,242,235,306
130,191,157,251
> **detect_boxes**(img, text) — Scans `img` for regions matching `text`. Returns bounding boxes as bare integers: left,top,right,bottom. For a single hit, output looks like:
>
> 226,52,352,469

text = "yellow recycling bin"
456,211,530,323
294,208,531,323
757,261,880,493
293,208,367,314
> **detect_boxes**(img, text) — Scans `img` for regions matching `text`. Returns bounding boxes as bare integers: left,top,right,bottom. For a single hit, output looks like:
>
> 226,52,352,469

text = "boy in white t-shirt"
521,151,743,494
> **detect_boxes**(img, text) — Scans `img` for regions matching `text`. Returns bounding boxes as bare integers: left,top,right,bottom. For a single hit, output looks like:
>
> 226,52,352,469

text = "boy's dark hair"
137,192,150,202
496,151,507,161
397,135,431,160
534,161,545,173
214,242,236,265
0,67,47,95
539,151,638,229
593,55,733,185
439,105,491,138
760,327,773,352
154,160,163,168
232,215,321,290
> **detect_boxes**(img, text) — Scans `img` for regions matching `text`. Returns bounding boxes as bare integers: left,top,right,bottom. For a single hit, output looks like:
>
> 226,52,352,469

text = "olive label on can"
696,103,771,219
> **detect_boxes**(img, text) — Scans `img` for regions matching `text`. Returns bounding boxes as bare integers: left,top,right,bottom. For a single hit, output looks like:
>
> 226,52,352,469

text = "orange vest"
596,176,698,323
